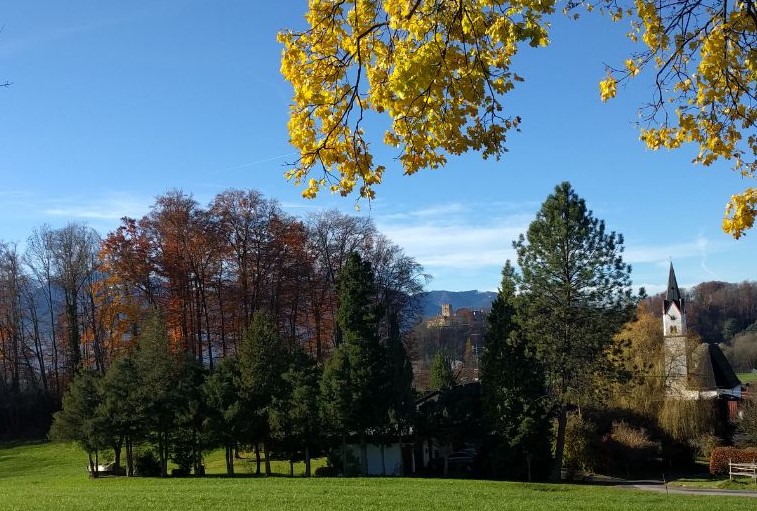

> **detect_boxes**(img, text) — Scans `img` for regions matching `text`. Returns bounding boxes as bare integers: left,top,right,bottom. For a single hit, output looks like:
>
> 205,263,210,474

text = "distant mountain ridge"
419,290,497,318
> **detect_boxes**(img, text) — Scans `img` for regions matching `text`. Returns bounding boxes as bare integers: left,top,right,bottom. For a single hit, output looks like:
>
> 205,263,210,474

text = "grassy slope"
0,442,751,511
737,372,757,384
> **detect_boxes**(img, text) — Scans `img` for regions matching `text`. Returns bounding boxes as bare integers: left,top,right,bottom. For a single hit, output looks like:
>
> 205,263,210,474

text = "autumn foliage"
709,446,757,475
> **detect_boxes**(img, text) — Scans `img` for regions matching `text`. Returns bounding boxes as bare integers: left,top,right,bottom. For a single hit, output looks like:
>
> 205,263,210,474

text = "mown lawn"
737,372,757,384
0,442,752,511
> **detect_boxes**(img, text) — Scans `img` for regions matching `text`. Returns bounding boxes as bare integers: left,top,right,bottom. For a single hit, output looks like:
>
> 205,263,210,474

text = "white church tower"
663,263,690,397
662,262,742,400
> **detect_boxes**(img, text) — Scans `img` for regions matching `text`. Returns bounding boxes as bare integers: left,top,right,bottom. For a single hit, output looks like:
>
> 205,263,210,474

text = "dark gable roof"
687,342,742,390
708,343,742,389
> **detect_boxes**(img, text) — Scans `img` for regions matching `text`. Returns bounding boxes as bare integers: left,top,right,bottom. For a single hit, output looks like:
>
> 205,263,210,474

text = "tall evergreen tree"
99,355,143,476
269,350,321,477
481,261,551,481
135,313,178,477
49,370,110,475
513,182,635,481
321,252,386,475
429,351,455,390
238,311,287,476
203,358,243,476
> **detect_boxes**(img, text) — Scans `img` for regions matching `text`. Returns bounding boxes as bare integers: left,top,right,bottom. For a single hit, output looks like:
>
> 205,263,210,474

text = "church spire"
666,262,682,303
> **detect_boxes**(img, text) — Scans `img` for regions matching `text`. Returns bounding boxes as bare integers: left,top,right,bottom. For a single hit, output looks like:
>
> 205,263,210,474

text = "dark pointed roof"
667,262,682,302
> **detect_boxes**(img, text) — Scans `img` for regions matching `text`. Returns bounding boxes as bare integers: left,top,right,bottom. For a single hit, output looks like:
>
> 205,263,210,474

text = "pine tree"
49,370,109,475
238,311,287,476
429,351,455,390
135,313,178,477
514,182,635,481
481,261,551,481
321,252,386,475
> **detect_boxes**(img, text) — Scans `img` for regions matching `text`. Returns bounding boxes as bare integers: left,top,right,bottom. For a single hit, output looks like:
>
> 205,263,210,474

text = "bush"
314,466,339,477
693,432,723,458
709,446,757,475
134,449,161,477
562,414,603,475
605,421,659,476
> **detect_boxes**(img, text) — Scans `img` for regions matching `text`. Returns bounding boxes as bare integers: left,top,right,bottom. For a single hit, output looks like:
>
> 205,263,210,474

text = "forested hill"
420,290,497,318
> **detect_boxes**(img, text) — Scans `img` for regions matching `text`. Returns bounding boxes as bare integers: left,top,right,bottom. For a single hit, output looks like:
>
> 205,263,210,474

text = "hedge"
709,446,757,475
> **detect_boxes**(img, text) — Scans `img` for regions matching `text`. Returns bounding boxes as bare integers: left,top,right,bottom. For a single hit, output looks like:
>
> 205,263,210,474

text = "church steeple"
663,262,686,336
666,262,683,304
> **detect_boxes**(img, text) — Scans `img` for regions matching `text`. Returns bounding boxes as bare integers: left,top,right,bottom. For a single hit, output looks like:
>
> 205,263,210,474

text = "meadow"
0,442,752,511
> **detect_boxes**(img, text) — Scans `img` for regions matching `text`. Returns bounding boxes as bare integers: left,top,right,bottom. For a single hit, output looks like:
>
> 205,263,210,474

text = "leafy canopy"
281,1,757,237
279,0,553,199
597,0,757,238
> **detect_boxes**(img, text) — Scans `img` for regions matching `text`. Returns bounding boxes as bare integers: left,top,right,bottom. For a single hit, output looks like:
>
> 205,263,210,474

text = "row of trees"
50,181,638,481
0,188,426,439
51,251,414,478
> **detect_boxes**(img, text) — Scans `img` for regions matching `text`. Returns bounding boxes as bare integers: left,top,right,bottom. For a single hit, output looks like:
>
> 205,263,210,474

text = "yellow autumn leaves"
279,0,554,199
599,0,757,237
280,0,757,238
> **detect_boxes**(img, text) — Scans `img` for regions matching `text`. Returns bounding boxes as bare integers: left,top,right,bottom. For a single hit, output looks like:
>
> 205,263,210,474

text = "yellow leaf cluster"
279,0,555,199
600,0,757,237
724,188,757,239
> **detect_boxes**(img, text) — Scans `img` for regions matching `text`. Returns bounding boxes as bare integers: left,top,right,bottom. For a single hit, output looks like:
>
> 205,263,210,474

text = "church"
662,263,742,407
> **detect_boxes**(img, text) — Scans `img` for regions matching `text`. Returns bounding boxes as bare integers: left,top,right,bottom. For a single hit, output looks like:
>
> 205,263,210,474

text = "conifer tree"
481,261,551,481
238,311,287,476
429,351,455,390
321,252,386,475
514,182,635,481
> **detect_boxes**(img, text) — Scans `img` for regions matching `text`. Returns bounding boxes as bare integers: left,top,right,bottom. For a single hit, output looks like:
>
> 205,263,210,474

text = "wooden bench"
728,461,757,482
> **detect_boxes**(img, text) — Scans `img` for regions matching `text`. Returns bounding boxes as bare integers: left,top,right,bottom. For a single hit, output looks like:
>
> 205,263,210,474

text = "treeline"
50,252,415,478
0,189,426,439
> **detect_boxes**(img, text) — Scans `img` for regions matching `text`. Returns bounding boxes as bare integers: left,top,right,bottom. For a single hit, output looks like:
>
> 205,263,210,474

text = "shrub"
709,446,757,475
659,398,715,443
611,421,656,449
562,414,603,475
134,449,161,477
693,432,723,458
605,421,659,476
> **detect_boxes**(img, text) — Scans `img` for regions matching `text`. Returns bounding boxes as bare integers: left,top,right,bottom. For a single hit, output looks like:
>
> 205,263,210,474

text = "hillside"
419,290,496,318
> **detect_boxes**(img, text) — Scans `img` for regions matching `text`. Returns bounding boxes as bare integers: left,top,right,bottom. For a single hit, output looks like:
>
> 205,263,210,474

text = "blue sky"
1,1,755,294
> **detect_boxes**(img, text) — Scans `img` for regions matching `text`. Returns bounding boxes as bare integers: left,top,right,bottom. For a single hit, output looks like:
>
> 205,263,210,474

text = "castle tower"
663,263,689,396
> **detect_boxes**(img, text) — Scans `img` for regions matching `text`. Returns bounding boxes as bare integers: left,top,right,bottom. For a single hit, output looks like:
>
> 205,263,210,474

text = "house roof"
708,343,742,389
688,342,741,390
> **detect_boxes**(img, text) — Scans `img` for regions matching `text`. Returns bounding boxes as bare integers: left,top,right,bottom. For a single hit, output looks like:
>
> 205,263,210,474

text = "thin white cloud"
42,196,150,221
375,202,531,275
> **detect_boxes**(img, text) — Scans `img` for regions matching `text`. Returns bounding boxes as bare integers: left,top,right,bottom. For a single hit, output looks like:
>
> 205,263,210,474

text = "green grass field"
0,442,753,511
737,372,757,384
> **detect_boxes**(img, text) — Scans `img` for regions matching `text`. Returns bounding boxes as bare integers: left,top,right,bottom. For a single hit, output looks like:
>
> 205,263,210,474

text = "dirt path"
614,481,757,498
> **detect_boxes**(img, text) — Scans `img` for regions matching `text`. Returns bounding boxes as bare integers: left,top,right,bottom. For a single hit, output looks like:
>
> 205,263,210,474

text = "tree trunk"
397,425,404,476
360,433,368,476
341,434,347,476
255,443,261,475
226,444,235,476
551,404,569,482
305,445,311,477
113,436,123,469
289,459,294,477
126,436,134,477
263,442,272,476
